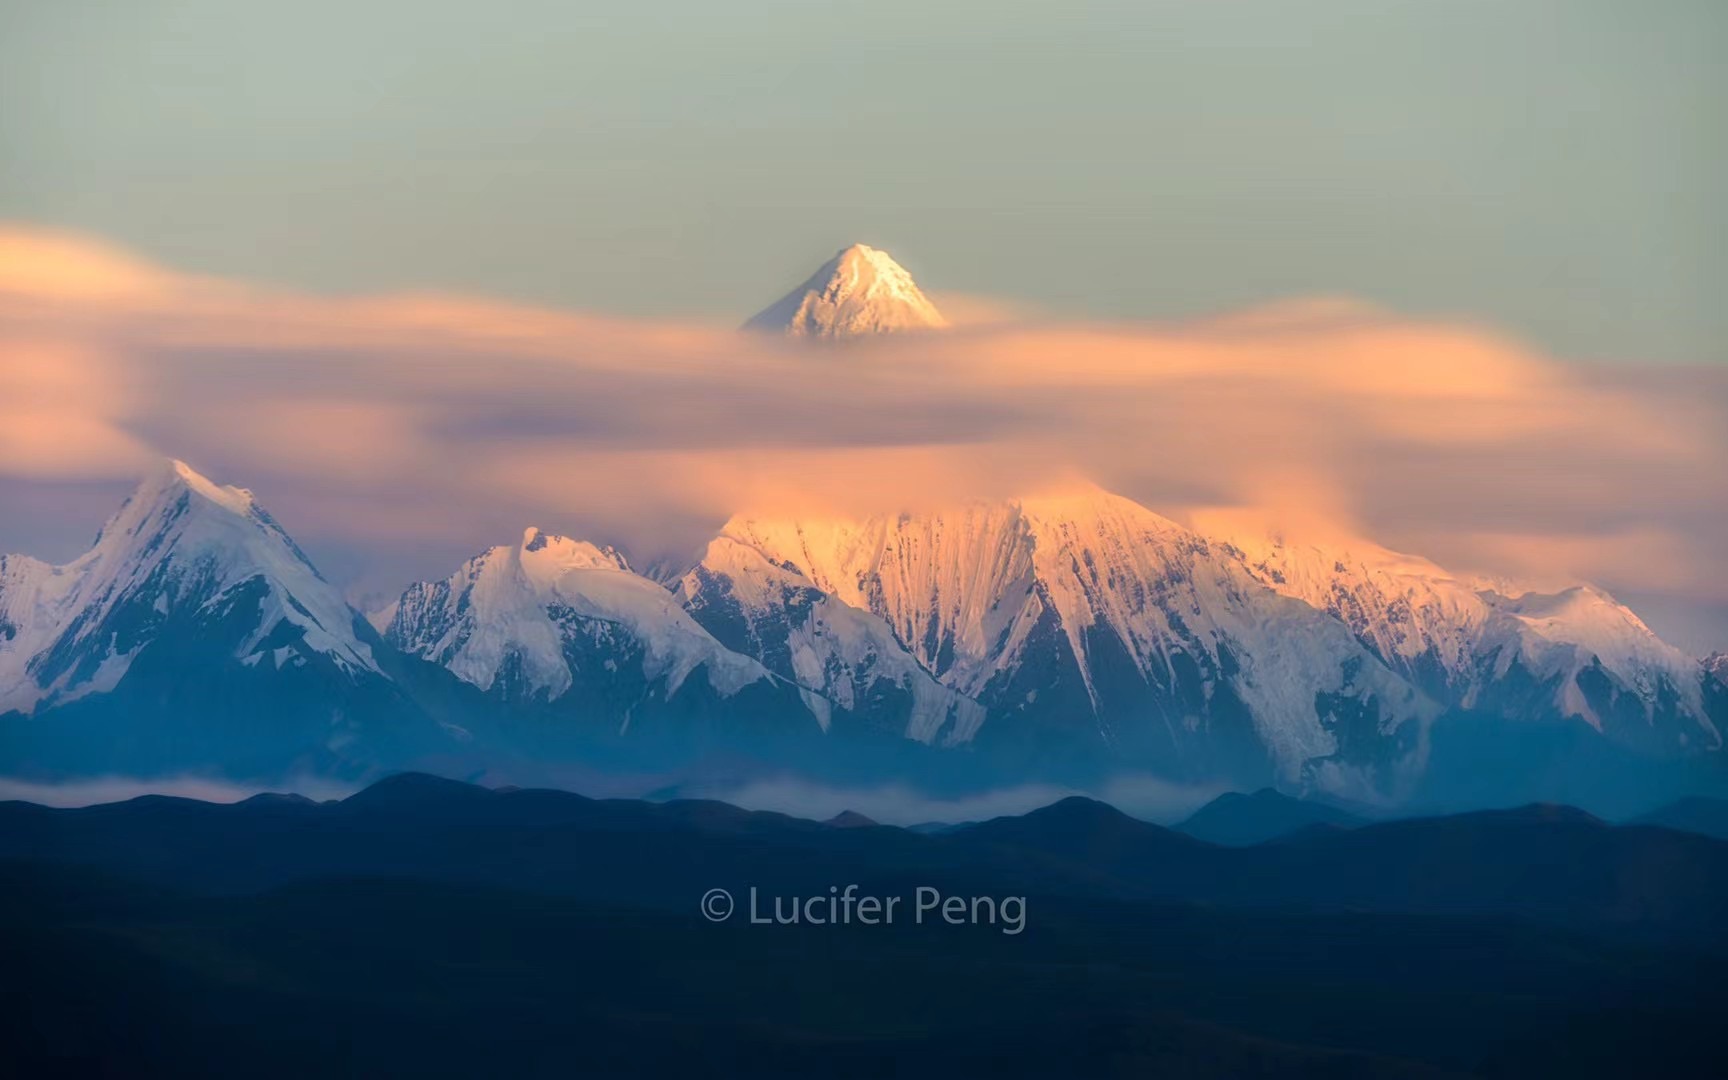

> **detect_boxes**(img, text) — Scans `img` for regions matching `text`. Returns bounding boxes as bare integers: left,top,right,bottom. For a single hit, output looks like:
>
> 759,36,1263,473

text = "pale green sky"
2,0,1723,362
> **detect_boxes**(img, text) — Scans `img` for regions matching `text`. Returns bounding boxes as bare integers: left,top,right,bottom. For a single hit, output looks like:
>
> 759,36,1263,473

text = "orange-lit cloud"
0,339,154,478
0,224,1722,649
0,226,178,302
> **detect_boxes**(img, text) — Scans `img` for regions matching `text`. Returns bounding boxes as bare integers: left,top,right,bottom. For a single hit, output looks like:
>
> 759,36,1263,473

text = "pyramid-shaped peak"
830,242,916,281
744,243,947,339
823,809,880,828
141,458,256,514
97,460,260,551
161,456,257,511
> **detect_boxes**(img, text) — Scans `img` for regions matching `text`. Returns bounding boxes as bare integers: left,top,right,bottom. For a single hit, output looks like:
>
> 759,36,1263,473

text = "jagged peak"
517,527,629,575
445,529,633,601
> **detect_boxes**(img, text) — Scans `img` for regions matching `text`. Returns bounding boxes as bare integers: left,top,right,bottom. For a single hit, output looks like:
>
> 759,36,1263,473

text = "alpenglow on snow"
3,460,1724,797
743,243,948,338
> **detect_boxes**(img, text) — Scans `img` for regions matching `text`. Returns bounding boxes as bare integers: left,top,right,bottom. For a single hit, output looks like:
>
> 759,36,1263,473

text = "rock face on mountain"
1205,522,1720,756
1707,653,1728,688
672,533,985,745
705,490,1437,797
2,461,1722,804
377,526,837,748
381,528,777,708
742,244,947,338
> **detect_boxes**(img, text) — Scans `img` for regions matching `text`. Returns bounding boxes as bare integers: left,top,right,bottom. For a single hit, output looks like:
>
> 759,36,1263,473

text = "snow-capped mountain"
1708,654,1728,735
0,461,437,779
1205,520,1720,754
0,460,377,716
379,527,812,734
673,531,986,745
714,489,1437,797
743,243,947,338
2,459,1720,802
0,553,61,712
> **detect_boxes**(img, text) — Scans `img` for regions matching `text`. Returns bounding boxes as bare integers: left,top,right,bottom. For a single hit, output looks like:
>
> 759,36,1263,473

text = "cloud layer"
2,225,1723,651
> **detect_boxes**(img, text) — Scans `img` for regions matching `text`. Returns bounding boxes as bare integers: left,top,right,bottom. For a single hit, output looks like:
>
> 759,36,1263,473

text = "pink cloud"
0,223,1722,649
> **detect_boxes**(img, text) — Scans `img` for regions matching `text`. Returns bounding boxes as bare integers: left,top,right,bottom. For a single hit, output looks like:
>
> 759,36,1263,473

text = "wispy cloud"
0,773,356,808
1,224,1723,649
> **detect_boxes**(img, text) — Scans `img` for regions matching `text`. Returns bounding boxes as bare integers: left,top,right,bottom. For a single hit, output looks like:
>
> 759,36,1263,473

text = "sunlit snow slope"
743,243,947,338
0,460,377,715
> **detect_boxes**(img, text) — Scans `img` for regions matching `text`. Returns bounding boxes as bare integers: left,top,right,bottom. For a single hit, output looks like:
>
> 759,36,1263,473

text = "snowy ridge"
717,502,1038,700
675,533,986,744
1199,521,1490,680
1482,586,1710,737
743,244,947,338
0,460,377,714
0,553,64,710
1207,518,1717,747
720,488,1436,791
4,459,1719,792
1014,491,1433,782
384,526,781,708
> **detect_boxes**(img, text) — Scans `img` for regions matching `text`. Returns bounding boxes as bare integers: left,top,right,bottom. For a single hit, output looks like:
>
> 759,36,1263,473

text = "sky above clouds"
0,1,1723,364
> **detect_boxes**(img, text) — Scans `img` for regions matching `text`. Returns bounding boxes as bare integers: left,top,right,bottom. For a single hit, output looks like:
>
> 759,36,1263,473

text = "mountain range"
2,456,1721,807
1,247,1723,808
7,774,1726,1077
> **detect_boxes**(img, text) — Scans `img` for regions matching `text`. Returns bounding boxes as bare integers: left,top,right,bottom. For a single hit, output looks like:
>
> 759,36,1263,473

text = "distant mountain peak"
112,458,257,534
823,810,878,829
515,526,630,578
382,522,782,707
1176,788,1365,846
743,243,947,338
0,457,379,716
344,772,492,809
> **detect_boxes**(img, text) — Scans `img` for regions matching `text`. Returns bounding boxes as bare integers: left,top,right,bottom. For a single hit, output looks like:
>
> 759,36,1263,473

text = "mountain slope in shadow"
1175,788,1366,845
3,774,1726,940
